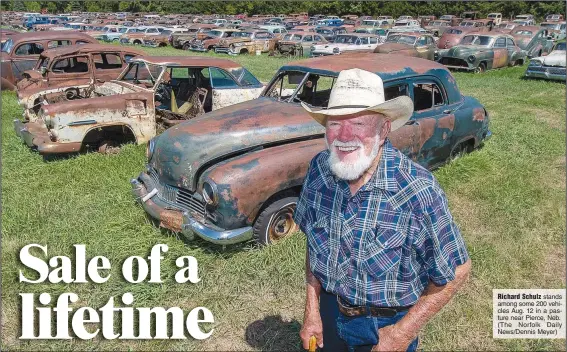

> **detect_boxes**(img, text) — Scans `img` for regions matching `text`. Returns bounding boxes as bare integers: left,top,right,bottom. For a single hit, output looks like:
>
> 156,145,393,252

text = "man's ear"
379,120,391,145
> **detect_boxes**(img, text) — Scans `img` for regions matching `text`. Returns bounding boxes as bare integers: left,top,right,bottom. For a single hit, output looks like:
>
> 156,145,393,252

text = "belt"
337,296,412,318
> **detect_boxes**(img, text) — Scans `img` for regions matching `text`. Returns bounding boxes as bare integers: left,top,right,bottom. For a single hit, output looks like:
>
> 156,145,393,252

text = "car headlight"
201,180,218,206
146,138,156,160
529,59,542,67
468,55,476,63
332,47,340,54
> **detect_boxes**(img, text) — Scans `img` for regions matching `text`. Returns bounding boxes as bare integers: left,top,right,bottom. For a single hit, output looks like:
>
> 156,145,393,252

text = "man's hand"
372,324,413,352
300,310,324,350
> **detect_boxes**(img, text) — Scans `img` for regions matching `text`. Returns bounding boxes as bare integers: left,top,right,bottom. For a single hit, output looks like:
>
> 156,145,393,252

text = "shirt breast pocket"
363,228,406,278
307,215,330,257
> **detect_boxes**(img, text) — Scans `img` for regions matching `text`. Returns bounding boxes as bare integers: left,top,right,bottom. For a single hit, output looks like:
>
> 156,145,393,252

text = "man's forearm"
394,259,472,340
305,251,322,315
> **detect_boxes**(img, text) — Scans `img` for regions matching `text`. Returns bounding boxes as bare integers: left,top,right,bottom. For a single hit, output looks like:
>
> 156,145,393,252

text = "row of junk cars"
1,11,564,246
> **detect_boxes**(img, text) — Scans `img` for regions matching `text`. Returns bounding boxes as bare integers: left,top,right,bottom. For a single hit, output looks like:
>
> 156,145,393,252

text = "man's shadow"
245,315,303,351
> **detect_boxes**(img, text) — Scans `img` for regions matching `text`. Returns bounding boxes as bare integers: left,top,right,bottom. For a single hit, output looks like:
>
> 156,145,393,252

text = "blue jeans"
320,290,419,352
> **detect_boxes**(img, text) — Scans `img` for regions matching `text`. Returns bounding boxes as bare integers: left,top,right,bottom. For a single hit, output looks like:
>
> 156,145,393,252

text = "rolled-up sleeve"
414,186,469,286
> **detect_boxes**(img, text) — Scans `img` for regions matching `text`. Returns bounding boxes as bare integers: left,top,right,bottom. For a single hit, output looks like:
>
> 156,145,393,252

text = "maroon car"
437,26,483,49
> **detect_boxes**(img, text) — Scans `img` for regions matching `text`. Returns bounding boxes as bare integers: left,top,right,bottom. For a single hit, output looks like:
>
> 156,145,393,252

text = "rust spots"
473,108,485,121
174,141,182,149
418,118,436,150
159,209,183,232
437,114,455,131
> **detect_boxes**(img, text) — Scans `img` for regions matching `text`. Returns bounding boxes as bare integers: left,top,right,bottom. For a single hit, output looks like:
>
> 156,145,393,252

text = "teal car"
439,33,527,73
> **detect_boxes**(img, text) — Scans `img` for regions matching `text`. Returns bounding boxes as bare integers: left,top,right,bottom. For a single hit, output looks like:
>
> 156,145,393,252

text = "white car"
525,41,566,81
310,34,380,56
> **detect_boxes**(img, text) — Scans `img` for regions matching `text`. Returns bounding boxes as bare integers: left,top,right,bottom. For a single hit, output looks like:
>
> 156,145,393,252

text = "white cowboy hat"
301,68,414,131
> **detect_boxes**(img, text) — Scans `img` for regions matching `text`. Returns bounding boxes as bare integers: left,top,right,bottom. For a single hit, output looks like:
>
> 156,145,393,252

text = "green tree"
12,0,26,12
25,1,41,12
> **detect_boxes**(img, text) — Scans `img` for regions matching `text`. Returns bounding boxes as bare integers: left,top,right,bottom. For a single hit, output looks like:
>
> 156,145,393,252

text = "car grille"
441,57,469,67
148,168,207,219
529,66,566,75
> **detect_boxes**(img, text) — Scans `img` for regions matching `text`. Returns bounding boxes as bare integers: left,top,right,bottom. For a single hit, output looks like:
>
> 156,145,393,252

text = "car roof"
132,55,242,69
282,53,448,77
40,44,145,59
389,32,431,37
7,30,95,42
511,26,543,32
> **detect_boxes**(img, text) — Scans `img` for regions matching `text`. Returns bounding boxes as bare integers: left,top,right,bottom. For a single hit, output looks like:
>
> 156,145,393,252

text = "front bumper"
525,66,566,81
131,171,253,245
190,46,207,52
13,119,81,155
142,42,159,48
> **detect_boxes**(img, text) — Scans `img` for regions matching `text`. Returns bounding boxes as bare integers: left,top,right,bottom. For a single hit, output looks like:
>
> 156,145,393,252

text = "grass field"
1,46,566,351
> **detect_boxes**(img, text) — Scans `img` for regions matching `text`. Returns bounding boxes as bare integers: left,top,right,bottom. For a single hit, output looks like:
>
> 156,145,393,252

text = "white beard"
326,137,381,181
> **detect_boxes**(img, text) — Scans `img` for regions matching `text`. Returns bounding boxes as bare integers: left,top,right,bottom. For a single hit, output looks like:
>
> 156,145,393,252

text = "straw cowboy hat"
301,68,414,131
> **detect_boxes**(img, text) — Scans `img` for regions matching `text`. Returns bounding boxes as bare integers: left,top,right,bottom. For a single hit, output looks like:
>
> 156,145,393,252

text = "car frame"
130,53,491,246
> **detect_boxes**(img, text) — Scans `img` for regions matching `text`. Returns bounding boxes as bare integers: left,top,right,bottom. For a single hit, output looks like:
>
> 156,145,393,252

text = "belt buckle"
337,296,367,317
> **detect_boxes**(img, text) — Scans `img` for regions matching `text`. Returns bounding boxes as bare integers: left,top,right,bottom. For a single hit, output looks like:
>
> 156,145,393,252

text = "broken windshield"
263,70,335,107
120,62,163,88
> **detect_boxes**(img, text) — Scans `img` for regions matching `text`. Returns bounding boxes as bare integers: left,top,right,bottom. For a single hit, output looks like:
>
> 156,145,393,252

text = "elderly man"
294,68,471,352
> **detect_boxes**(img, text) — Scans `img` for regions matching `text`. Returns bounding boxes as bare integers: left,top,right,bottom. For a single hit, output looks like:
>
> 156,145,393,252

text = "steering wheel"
155,83,172,103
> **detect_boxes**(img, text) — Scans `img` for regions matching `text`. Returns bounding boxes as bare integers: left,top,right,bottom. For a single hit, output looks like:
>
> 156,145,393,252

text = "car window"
369,37,378,44
413,82,444,111
384,84,409,100
314,35,323,41
417,37,427,46
15,42,44,56
93,53,123,70
506,38,515,47
47,40,71,49
303,35,313,42
494,37,506,48
52,55,89,74
76,40,90,45
209,67,238,88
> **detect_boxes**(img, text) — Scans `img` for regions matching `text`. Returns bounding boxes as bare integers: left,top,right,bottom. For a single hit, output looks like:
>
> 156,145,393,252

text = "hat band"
327,105,370,110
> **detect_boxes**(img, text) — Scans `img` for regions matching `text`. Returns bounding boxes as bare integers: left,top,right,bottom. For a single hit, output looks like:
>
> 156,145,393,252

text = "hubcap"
268,204,297,243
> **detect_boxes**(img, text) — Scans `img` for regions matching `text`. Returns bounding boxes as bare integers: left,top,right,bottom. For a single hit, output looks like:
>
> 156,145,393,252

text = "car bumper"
142,42,159,47
131,171,253,245
525,67,566,81
215,47,229,53
13,119,82,155
443,64,475,71
190,47,207,52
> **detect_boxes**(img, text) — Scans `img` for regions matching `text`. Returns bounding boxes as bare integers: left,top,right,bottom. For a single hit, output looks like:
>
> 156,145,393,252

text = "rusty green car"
439,32,527,73
509,26,555,58
131,54,491,246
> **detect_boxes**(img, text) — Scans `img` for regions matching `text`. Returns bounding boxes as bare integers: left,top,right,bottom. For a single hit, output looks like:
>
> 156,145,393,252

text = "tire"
450,140,473,161
253,193,298,246
182,42,190,51
133,40,141,45
474,62,486,74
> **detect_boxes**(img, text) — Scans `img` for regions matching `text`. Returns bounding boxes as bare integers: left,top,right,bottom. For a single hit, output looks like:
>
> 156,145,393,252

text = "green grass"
1,46,566,351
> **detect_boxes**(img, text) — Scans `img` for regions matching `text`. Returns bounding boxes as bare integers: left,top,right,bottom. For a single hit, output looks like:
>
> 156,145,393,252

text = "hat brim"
301,95,414,131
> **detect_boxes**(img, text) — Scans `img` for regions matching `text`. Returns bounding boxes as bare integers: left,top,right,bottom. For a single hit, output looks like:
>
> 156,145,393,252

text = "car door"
492,36,509,68
47,54,92,89
92,52,128,82
11,41,44,82
408,78,457,167
209,67,260,110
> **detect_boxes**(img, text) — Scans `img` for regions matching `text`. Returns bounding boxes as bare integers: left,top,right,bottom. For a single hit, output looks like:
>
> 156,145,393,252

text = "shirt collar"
318,139,400,193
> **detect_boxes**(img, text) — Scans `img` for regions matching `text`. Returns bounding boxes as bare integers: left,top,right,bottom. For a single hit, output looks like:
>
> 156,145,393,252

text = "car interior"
155,67,214,117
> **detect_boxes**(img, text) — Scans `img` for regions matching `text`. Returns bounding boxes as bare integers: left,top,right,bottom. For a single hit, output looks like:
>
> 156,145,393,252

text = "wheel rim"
267,203,297,243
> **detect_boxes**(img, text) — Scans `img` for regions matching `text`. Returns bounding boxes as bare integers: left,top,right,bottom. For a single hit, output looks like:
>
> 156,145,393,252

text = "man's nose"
337,124,354,141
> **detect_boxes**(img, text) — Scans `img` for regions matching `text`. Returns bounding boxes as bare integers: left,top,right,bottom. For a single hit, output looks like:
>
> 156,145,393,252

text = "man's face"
325,112,389,180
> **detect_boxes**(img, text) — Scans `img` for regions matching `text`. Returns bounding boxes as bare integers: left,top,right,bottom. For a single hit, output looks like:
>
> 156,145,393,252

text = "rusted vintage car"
14,56,264,155
1,31,96,90
16,44,144,122
142,28,189,48
170,24,218,49
214,30,277,55
188,29,241,52
510,26,555,58
277,32,327,56
0,29,18,45
439,33,527,73
119,26,167,45
525,41,566,81
424,20,451,37
540,21,566,41
311,33,380,56
437,26,482,49
131,54,491,246
374,32,438,60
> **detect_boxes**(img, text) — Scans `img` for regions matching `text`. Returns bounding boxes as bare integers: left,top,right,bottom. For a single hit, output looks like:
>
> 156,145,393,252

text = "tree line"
5,1,565,23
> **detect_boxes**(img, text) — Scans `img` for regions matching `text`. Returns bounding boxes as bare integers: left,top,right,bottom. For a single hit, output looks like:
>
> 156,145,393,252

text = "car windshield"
120,62,163,88
209,30,223,37
119,27,128,33
386,34,417,45
461,22,474,26
555,42,566,50
162,30,173,35
394,22,408,27
440,16,452,20
445,29,462,35
263,70,335,106
362,20,377,26
283,33,301,40
460,35,492,46
334,35,359,44
228,67,261,86
1,38,13,53
36,57,49,70
540,23,558,29
430,21,443,26
233,32,252,38
513,30,533,36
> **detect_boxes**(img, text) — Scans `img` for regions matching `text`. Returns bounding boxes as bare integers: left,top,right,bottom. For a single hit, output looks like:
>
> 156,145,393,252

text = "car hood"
534,50,566,67
446,45,490,57
150,97,324,191
512,36,532,49
375,42,414,53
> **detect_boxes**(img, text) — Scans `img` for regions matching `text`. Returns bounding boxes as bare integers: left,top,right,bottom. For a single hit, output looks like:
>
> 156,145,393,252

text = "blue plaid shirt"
294,139,469,307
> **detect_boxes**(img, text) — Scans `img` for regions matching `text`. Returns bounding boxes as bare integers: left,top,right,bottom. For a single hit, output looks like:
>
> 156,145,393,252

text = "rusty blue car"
131,54,491,246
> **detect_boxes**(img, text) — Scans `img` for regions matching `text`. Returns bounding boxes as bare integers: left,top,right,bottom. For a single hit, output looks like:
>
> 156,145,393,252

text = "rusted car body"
142,29,189,48
374,33,438,60
510,26,555,58
131,54,491,246
170,24,218,49
424,20,451,37
540,22,566,41
16,44,144,122
214,30,277,55
119,26,166,45
1,31,96,90
277,32,327,56
14,56,264,155
437,26,482,49
188,29,241,52
439,33,526,72
311,33,380,56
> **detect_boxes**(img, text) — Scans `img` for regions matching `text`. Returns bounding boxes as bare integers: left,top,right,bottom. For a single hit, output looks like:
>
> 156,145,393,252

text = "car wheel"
182,43,190,50
253,193,298,246
450,140,473,161
133,40,141,45
474,62,486,74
